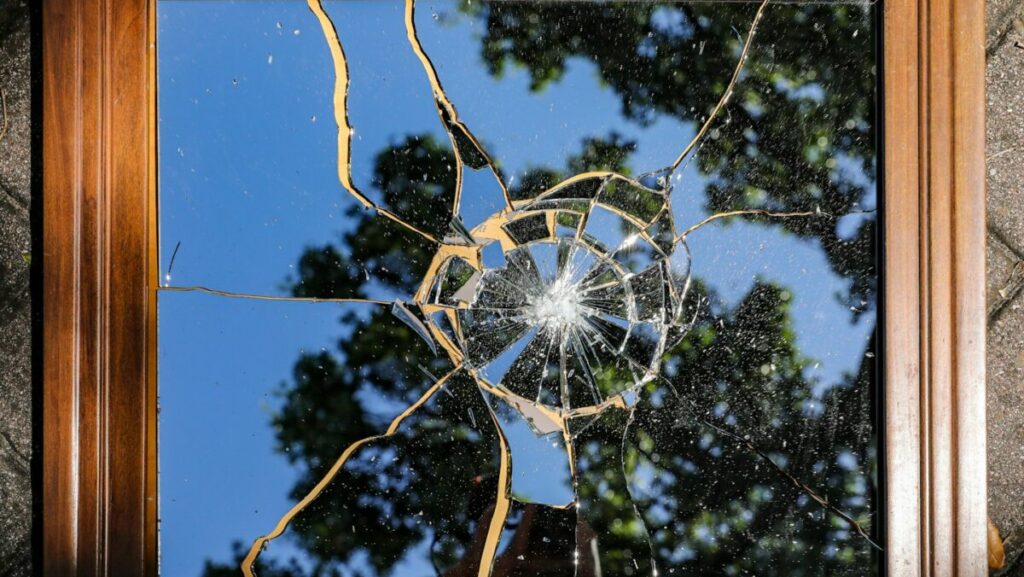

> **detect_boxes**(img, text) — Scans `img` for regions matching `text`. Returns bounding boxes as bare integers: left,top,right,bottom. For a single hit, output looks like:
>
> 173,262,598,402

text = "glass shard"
486,392,575,508
392,300,438,354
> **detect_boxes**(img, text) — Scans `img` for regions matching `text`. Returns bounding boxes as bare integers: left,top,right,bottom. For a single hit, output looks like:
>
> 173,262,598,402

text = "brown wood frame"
41,0,987,575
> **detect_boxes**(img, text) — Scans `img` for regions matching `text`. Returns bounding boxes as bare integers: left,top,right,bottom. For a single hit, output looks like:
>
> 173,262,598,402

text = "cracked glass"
157,1,882,576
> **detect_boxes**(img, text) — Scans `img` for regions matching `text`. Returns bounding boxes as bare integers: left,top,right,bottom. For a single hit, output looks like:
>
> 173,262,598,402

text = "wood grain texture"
883,0,988,575
42,0,156,575
40,0,987,575
951,0,988,573
883,0,924,574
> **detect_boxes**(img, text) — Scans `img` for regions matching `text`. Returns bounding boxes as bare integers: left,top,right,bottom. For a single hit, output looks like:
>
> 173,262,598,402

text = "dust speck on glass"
156,1,881,576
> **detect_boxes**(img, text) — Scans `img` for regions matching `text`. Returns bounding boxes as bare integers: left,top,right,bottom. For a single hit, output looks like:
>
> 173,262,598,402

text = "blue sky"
157,1,876,575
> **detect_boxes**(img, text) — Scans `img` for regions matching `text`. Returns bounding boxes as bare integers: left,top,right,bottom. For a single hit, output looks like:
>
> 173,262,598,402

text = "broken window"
157,1,881,576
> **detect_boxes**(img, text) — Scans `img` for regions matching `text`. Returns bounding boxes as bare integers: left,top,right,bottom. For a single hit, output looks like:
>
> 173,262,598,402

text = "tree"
202,139,877,577
202,2,880,575
461,0,878,316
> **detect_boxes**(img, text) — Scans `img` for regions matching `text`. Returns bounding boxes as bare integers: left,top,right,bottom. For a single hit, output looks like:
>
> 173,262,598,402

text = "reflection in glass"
158,1,881,576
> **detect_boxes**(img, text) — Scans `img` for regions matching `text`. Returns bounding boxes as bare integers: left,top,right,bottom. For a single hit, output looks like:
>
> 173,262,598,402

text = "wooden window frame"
40,0,988,575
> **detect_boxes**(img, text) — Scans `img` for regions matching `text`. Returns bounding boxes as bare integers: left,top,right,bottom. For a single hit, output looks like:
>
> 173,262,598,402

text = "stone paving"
0,2,32,576
988,1,1024,575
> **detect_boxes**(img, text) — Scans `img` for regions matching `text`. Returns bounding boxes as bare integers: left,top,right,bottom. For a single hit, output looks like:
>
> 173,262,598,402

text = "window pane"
158,2,881,576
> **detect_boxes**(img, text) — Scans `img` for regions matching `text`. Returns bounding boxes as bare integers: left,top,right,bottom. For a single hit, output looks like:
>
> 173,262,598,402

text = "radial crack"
662,377,882,552
404,0,513,213
675,208,821,243
158,284,392,305
665,0,771,174
699,417,882,551
564,423,581,577
241,366,463,576
307,0,442,244
621,405,660,577
475,380,515,577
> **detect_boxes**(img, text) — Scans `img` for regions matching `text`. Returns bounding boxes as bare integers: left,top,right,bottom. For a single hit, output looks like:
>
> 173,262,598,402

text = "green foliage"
202,4,880,575
463,1,878,316
566,280,876,577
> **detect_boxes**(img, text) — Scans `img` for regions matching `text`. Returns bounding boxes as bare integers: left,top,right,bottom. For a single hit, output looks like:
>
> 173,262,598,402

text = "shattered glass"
158,1,881,576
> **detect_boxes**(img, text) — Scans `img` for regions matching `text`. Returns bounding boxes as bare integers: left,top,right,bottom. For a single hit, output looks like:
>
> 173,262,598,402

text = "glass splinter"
392,300,439,355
